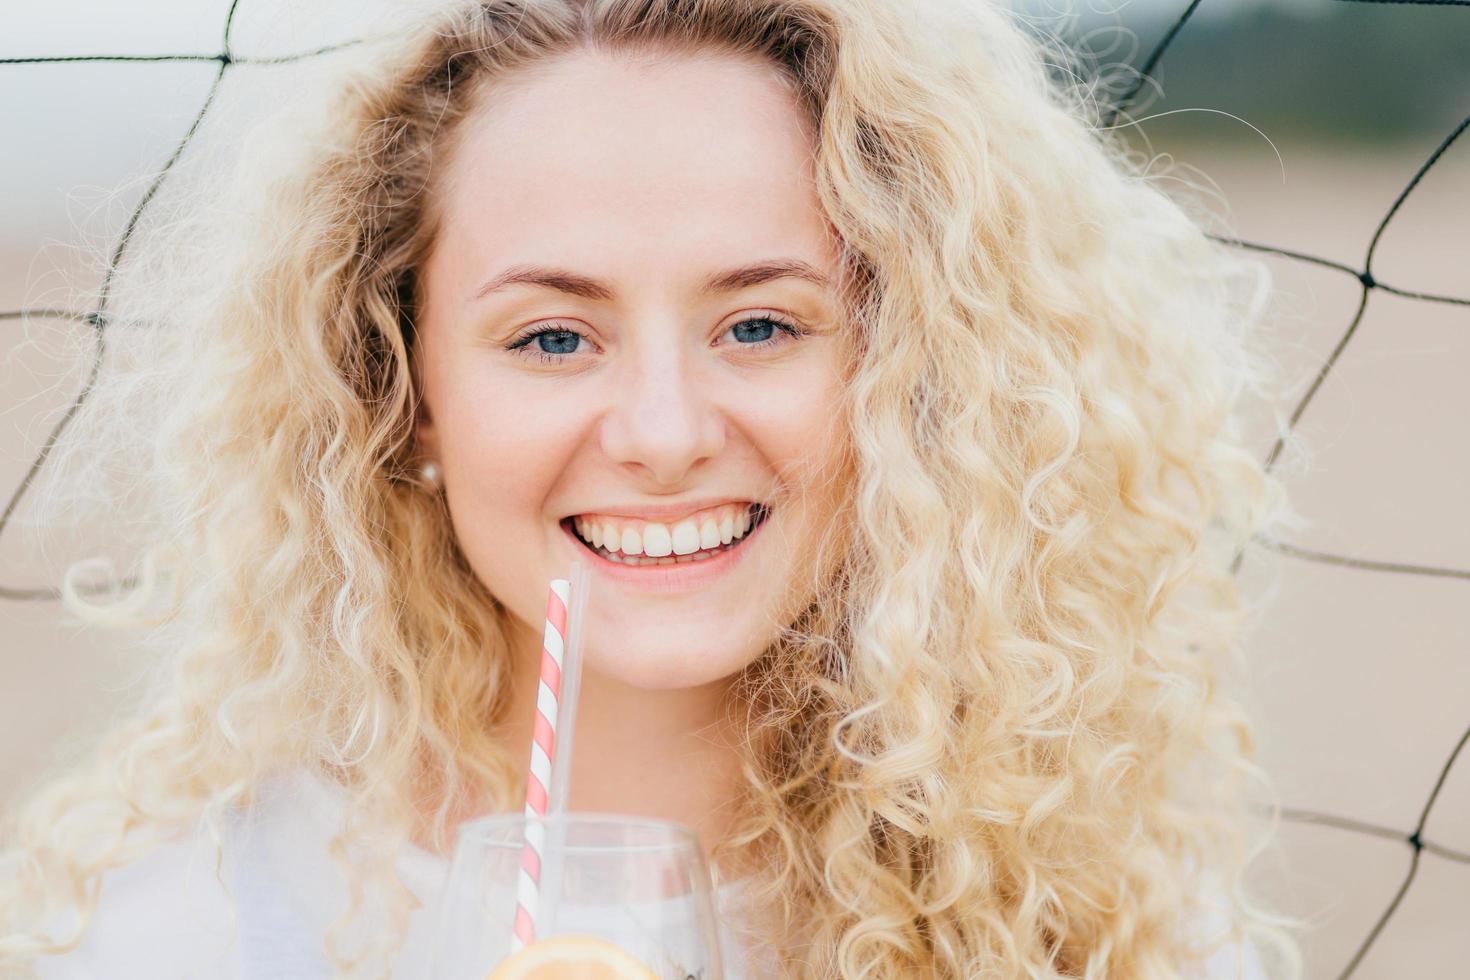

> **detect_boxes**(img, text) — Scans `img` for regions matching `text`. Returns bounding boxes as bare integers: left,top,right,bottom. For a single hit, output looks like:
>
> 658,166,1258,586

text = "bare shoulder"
30,829,242,980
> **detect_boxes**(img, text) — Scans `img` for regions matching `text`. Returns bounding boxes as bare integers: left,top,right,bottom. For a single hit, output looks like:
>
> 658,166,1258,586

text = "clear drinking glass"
427,812,725,979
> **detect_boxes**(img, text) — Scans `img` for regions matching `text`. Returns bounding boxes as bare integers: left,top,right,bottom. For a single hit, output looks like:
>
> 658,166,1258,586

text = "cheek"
432,377,587,607
756,363,849,502
438,375,577,505
758,363,852,591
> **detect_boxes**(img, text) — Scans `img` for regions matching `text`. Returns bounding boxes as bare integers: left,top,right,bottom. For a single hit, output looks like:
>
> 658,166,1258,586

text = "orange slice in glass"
485,935,660,980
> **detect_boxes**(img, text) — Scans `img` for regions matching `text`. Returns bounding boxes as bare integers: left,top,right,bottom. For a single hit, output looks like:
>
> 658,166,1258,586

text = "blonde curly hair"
3,0,1304,976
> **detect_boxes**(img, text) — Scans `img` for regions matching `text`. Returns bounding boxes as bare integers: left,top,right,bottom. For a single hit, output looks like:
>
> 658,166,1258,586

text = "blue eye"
723,315,804,348
531,330,581,354
506,325,585,364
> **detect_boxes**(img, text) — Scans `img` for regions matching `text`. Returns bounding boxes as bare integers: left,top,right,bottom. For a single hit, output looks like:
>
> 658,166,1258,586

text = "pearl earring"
419,459,442,490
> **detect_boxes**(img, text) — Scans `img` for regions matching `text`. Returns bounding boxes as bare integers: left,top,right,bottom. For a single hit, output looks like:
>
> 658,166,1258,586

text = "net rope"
1,1,1466,976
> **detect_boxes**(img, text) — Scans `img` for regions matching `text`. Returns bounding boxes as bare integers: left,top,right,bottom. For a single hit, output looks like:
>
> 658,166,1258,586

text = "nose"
598,334,726,487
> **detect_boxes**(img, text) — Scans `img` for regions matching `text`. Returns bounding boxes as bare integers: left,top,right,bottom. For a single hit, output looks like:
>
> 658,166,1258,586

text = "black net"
1,1,1466,976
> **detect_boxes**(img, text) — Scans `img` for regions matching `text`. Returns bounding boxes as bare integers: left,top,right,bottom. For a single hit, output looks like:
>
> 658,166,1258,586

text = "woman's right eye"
505,323,590,364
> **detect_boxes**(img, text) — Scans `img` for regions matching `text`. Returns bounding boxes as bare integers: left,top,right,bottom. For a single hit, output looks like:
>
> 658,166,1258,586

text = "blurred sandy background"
2,1,1467,977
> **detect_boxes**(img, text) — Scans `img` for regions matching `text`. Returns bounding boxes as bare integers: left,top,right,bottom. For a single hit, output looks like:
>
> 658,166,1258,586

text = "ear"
409,351,439,463
412,386,439,463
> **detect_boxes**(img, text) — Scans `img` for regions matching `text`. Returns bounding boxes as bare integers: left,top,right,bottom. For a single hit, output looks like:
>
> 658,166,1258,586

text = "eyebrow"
468,258,831,303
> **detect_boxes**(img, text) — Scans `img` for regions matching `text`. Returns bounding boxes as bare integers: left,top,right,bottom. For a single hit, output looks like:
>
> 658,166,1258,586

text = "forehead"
431,46,834,281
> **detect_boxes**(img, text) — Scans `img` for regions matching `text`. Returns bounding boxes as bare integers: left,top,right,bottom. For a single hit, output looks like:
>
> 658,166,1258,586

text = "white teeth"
571,504,765,557
699,517,721,550
642,523,673,558
670,520,701,556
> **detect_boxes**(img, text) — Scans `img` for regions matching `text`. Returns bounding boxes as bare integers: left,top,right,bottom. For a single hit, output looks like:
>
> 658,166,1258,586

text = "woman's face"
415,47,850,690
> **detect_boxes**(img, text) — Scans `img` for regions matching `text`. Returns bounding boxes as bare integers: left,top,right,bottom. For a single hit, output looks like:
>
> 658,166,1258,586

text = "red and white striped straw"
511,577,570,952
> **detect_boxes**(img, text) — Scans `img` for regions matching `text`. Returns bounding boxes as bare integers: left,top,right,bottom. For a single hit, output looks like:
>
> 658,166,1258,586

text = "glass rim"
456,810,705,853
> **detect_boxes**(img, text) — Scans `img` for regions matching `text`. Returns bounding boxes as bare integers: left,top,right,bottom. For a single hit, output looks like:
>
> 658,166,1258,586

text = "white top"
30,772,1268,978
31,772,768,980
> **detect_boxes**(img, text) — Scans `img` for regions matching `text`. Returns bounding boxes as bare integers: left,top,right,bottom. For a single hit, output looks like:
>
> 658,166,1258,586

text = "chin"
586,642,756,691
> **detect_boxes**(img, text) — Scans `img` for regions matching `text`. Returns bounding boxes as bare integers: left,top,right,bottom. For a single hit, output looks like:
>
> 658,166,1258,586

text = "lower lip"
559,510,769,593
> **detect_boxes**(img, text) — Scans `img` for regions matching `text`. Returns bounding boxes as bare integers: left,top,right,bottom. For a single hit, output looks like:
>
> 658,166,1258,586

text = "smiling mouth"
562,504,772,567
